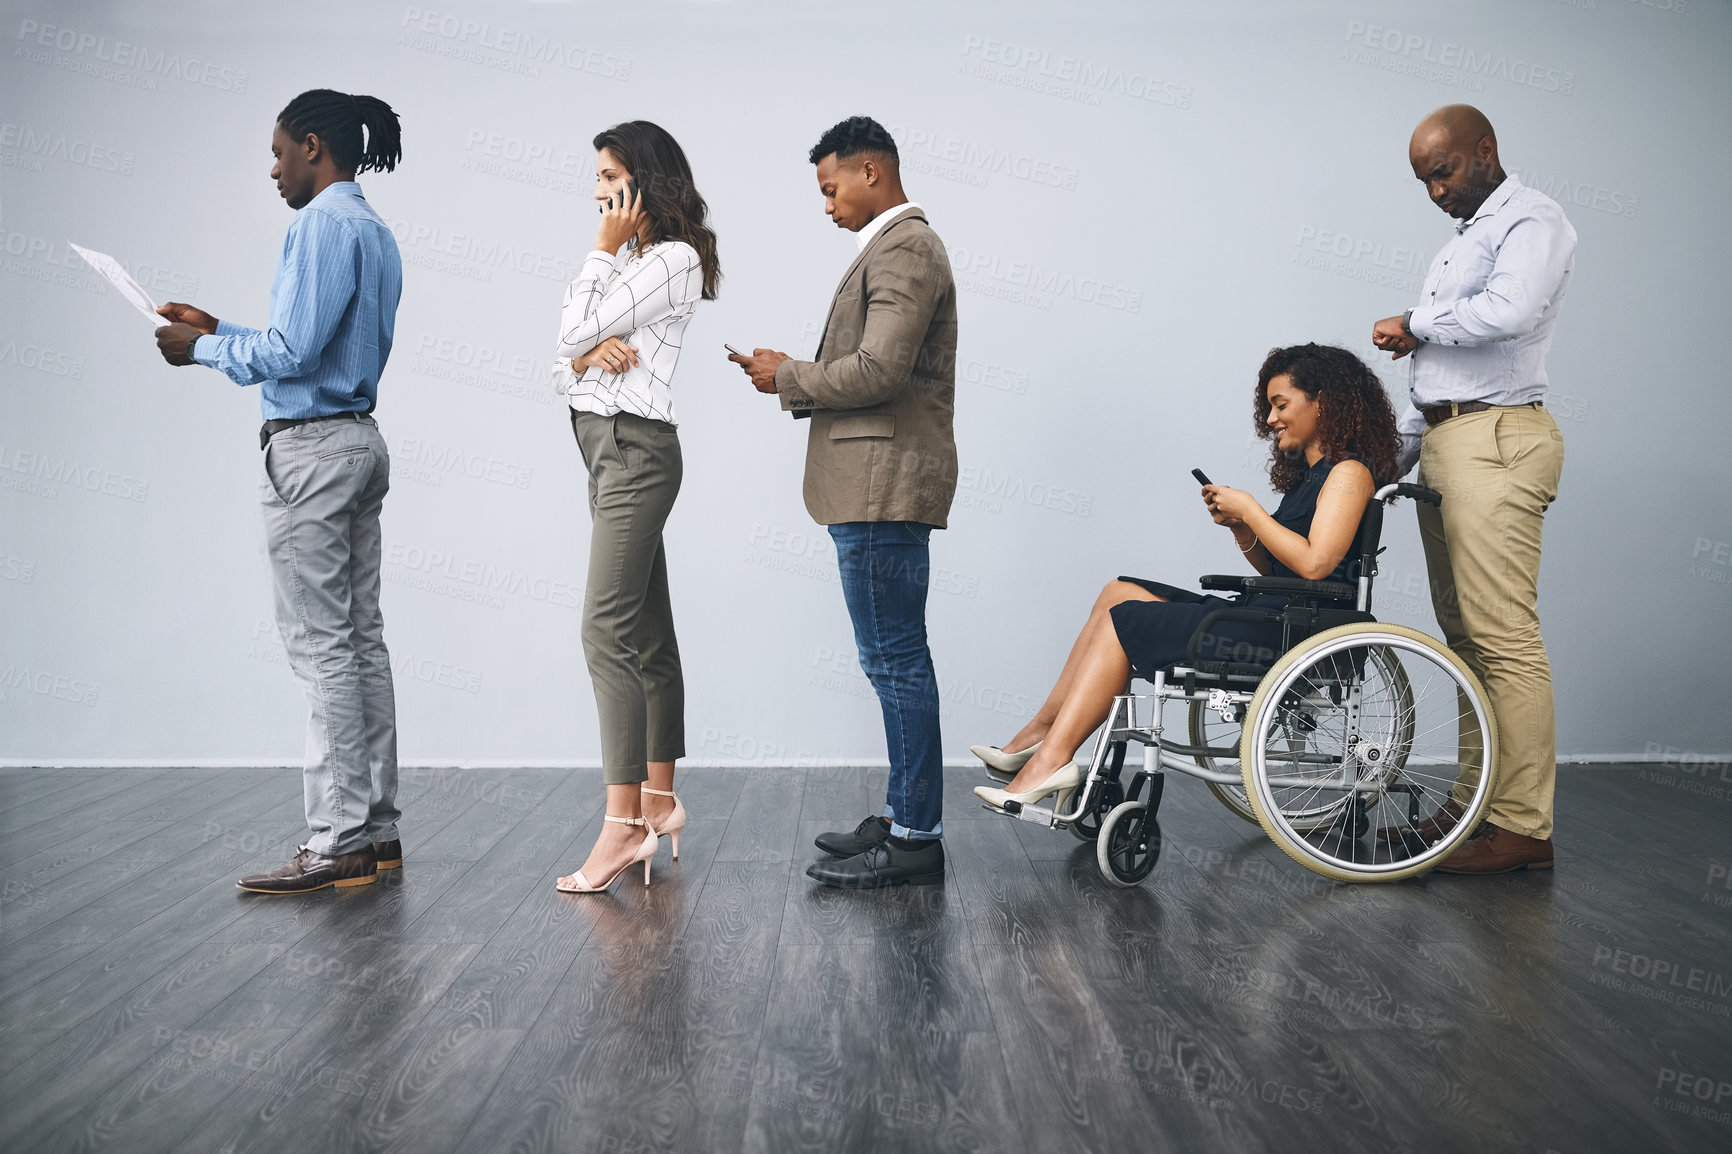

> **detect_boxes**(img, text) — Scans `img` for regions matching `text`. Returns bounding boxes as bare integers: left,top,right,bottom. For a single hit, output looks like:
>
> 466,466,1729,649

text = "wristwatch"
1400,309,1415,338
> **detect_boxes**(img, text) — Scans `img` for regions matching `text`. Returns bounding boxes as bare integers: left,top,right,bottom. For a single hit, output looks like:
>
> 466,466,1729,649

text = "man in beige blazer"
731,116,958,888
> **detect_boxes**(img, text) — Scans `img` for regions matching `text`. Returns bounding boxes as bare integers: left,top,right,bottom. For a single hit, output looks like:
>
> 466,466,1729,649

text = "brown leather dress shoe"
373,840,403,870
1376,797,1464,845
236,844,378,893
1433,824,1553,875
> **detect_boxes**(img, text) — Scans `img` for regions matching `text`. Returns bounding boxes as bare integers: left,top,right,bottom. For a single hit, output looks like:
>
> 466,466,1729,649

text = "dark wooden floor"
1,762,1728,1153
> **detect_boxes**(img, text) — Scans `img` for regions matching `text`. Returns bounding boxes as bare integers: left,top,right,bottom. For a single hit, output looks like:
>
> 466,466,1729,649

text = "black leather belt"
259,410,367,450
1419,399,1542,428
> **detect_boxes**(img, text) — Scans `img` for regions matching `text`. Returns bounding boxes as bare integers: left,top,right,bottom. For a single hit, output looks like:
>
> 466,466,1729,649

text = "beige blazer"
774,209,958,527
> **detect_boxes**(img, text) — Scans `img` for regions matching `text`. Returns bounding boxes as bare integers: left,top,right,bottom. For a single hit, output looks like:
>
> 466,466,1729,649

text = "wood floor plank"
0,768,123,816
714,769,808,862
417,791,730,1036
0,765,1723,1154
31,1027,300,1154
0,942,283,1150
176,942,484,1154
453,860,789,1154
0,769,214,836
0,768,154,826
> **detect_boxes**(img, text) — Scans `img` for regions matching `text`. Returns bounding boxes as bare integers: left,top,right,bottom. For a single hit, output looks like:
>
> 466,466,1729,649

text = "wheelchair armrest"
1198,574,1248,593
1377,482,1442,507
1185,607,1283,664
1241,575,1357,601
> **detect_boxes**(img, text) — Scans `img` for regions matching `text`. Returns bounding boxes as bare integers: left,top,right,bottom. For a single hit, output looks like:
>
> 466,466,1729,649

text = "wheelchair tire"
1239,623,1497,883
1197,643,1413,832
1096,800,1162,887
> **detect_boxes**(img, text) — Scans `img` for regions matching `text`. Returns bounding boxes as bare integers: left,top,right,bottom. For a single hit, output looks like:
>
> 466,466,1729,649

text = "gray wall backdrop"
3,0,1728,768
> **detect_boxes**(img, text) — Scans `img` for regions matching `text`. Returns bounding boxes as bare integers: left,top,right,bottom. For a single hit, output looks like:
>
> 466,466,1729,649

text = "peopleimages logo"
885,124,1080,191
948,246,1142,313
14,19,249,93
387,434,534,490
399,7,631,81
959,35,1193,109
387,218,582,284
0,663,100,707
383,540,582,610
0,121,133,174
1515,169,1640,220
1342,21,1576,95
0,442,148,501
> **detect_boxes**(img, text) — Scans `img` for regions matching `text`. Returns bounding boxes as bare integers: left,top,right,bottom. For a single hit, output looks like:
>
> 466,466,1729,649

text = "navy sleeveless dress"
1109,457,1364,677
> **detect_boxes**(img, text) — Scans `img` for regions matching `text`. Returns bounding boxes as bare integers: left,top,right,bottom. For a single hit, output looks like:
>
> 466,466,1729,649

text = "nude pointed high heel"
641,786,687,859
970,741,1042,782
555,816,657,892
974,761,1083,811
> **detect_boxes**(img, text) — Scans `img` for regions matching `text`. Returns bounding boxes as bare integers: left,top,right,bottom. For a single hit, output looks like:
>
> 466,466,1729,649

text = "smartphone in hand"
601,178,640,213
724,343,744,357
1191,468,1213,486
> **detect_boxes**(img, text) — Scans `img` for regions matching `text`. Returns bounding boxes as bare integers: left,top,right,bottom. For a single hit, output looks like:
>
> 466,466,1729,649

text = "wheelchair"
979,483,1498,885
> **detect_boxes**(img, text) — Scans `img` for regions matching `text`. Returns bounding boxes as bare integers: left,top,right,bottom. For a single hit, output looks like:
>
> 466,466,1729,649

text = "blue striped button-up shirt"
192,181,403,420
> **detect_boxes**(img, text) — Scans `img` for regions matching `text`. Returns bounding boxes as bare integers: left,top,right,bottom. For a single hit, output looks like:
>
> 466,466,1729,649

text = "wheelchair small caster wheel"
1326,796,1371,842
1097,800,1162,887
1070,780,1124,843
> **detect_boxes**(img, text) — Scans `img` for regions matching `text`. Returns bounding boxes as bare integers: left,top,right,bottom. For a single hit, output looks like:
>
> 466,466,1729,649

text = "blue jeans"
828,522,944,841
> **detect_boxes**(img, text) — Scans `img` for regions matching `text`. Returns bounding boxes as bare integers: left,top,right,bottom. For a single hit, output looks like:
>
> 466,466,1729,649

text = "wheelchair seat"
1156,482,1429,691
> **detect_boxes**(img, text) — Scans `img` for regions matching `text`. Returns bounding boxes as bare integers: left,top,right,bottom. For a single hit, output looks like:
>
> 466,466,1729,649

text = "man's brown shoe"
236,844,378,893
374,840,403,870
1433,824,1553,875
1376,797,1465,845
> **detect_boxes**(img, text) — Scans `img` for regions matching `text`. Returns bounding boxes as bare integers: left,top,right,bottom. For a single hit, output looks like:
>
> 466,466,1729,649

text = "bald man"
1371,104,1574,874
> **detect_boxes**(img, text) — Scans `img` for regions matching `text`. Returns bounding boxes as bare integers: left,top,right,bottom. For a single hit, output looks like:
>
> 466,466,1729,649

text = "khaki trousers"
1417,404,1564,839
571,410,685,784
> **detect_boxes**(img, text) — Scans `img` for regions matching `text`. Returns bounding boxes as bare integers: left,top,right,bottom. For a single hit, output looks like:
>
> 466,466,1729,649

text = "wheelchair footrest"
980,798,1062,827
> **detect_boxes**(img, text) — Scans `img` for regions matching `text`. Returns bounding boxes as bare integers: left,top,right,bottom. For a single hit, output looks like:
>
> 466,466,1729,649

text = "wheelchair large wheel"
1096,800,1162,887
1239,623,1496,883
1198,643,1414,832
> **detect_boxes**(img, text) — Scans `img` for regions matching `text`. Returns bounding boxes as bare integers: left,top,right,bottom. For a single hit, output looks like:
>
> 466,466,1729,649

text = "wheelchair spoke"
1241,628,1496,881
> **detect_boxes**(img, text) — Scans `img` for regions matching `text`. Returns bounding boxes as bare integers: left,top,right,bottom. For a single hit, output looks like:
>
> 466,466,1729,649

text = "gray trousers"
262,414,399,856
571,410,685,784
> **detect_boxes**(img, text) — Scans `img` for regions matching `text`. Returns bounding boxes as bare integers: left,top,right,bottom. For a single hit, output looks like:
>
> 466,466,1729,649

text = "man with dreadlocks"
154,88,407,894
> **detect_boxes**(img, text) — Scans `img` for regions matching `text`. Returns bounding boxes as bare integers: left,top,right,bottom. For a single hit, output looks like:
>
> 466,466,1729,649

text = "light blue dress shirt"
1397,175,1576,474
192,181,403,421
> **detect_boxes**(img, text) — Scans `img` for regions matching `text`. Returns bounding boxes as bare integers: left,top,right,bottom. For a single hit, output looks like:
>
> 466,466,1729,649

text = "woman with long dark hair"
552,121,720,893
970,344,1401,808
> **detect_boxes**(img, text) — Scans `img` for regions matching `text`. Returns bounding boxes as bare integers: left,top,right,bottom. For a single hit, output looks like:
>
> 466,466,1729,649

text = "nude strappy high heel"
640,786,687,860
555,816,657,892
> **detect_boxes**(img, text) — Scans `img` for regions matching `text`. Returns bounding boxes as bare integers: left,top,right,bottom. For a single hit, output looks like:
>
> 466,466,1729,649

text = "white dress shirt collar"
855,200,921,251
1457,174,1522,233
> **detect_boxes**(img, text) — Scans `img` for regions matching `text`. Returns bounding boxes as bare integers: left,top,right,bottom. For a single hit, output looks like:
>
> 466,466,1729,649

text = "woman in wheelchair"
973,343,1401,809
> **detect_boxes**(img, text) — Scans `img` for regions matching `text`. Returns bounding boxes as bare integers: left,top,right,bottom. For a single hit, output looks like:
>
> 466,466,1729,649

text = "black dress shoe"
374,840,403,870
236,844,377,894
806,840,944,889
814,814,891,857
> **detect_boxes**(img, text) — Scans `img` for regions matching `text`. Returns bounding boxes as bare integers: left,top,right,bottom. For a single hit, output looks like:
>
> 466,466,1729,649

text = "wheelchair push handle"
1376,482,1442,507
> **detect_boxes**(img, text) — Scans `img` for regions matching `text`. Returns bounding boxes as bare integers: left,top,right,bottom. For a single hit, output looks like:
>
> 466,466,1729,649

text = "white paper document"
68,242,169,329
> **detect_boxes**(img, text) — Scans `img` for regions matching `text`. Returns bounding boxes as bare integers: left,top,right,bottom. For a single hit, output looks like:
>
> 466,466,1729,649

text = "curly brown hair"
1254,344,1401,493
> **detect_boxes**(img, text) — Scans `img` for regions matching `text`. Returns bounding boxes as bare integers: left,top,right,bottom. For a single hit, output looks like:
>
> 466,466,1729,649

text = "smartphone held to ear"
600,178,639,214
